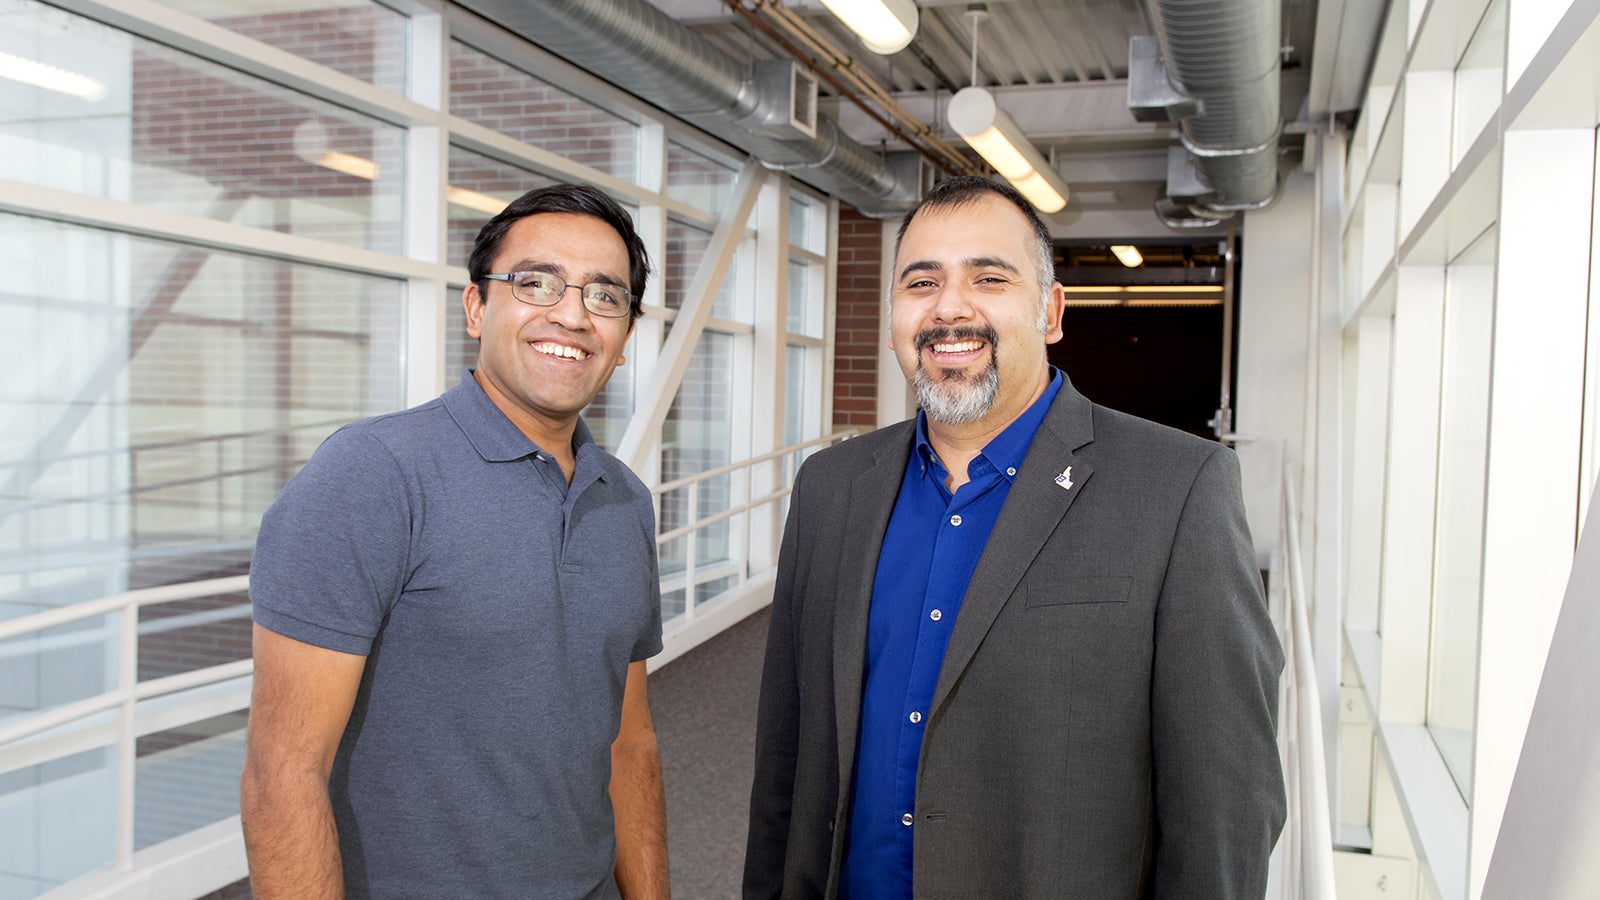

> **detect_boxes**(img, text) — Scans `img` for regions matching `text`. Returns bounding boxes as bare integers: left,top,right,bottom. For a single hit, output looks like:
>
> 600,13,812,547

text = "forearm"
610,735,670,899
240,765,345,900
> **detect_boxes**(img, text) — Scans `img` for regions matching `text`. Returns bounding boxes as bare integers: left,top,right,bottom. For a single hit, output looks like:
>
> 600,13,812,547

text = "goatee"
912,326,1000,424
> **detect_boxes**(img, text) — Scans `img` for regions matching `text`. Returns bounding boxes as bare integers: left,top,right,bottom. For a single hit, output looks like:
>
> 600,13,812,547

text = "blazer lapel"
833,427,914,792
928,383,1097,718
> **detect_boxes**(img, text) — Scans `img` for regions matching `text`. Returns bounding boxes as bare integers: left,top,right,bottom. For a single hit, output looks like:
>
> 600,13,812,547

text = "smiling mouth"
916,327,997,360
930,339,984,354
531,341,591,361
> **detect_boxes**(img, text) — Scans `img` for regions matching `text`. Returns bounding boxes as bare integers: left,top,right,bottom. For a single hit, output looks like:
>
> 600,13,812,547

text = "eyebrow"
897,256,1022,282
508,259,626,287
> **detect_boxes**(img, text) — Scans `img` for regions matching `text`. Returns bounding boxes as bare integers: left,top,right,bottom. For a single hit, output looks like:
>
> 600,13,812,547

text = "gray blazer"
744,377,1286,899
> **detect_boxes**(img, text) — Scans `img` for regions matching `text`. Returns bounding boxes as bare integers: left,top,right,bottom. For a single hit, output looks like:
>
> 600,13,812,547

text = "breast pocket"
1022,574,1132,608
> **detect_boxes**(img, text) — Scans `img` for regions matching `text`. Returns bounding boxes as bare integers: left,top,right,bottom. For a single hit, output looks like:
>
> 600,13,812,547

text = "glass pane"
1452,0,1505,168
583,329,637,453
784,343,807,447
666,142,736,213
449,40,638,183
135,711,248,850
0,1,406,252
664,221,736,317
658,332,735,582
0,615,118,721
151,0,407,94
1427,227,1496,801
792,258,833,338
0,747,115,894
0,214,404,619
138,587,252,681
445,145,558,273
791,191,824,254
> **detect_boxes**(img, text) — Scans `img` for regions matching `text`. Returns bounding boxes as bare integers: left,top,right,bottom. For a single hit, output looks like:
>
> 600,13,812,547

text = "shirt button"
1006,467,1017,476
949,514,962,526
901,813,914,827
930,609,942,621
909,711,922,724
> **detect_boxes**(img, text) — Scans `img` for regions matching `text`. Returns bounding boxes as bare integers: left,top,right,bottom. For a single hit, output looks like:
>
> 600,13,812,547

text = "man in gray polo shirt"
240,184,669,899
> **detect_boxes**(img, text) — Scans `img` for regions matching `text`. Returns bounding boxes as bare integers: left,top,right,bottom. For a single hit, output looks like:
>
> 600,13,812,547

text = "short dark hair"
467,183,652,321
893,175,1054,292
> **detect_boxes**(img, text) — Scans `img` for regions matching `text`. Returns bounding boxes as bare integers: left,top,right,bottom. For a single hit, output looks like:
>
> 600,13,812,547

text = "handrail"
651,429,853,494
650,429,854,616
1281,460,1339,899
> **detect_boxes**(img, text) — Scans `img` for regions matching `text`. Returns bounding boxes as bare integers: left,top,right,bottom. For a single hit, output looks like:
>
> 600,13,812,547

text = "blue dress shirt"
840,369,1063,899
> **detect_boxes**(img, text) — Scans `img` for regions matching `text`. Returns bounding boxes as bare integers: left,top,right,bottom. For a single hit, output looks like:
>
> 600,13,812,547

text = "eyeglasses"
483,270,634,318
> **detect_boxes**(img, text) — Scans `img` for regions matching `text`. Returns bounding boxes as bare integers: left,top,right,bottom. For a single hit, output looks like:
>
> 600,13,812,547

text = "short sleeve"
250,425,412,656
631,484,665,662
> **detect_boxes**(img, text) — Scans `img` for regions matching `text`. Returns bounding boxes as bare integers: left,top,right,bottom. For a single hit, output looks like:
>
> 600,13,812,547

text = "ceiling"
642,0,1380,239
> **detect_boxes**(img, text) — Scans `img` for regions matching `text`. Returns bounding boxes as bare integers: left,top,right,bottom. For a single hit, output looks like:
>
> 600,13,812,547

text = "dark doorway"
1048,305,1224,440
1049,239,1233,440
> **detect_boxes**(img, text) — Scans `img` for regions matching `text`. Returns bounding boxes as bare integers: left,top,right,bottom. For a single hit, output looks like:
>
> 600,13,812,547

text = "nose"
931,282,975,324
545,283,592,329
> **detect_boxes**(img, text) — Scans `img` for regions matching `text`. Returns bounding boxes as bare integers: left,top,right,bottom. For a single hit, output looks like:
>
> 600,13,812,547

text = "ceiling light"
946,86,1069,214
1109,245,1143,267
0,50,107,101
819,0,918,54
447,186,508,216
316,151,379,181
1124,284,1224,293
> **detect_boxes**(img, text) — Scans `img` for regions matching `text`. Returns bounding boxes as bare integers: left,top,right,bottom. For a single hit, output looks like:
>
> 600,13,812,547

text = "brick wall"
832,207,885,431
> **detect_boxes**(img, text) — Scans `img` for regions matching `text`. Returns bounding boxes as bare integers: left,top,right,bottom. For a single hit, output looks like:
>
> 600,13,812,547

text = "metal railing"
0,429,854,897
1278,458,1339,899
652,430,854,619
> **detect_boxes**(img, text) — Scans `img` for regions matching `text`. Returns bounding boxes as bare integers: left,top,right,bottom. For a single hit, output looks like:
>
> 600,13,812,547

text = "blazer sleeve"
1150,446,1287,898
743,467,810,900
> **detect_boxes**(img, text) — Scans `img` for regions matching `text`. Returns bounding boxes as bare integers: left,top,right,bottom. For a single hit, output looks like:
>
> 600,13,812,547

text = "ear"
615,319,636,368
462,283,484,339
1043,281,1066,345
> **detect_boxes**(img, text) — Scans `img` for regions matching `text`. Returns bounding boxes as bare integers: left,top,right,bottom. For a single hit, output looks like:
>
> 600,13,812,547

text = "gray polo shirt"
251,371,663,899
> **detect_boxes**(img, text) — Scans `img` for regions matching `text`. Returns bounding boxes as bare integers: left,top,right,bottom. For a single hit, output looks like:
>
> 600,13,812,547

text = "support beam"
617,159,764,473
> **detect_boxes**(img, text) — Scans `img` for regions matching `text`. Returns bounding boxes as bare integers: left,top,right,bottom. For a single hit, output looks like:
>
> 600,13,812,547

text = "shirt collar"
913,367,1064,482
443,369,599,470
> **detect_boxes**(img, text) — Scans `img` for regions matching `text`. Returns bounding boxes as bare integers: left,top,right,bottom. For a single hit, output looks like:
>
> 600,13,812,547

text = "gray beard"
913,354,1000,424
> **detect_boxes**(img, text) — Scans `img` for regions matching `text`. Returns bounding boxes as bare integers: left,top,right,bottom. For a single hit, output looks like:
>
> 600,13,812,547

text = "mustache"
914,326,999,353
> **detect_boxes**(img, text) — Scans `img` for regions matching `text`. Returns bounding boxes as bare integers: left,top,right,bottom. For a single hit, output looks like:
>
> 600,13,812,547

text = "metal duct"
455,0,908,213
1143,0,1282,216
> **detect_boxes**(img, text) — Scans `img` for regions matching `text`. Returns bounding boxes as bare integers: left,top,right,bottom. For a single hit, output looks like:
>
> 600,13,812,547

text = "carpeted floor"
208,605,772,899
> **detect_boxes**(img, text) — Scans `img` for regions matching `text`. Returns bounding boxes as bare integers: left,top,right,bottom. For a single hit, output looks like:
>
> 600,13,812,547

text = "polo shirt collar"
913,366,1064,482
443,370,599,469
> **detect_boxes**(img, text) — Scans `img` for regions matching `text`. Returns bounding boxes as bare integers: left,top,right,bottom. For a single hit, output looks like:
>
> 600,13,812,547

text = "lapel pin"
1054,466,1074,490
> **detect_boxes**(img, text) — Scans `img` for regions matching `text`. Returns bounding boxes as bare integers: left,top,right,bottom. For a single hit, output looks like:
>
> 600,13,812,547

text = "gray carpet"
206,605,771,899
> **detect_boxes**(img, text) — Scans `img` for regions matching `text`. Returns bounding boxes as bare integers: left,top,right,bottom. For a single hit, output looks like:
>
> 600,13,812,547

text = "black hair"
467,183,652,321
893,175,1054,291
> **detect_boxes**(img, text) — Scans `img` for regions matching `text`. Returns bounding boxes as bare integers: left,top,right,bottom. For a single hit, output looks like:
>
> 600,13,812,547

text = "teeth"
932,340,983,353
532,341,590,360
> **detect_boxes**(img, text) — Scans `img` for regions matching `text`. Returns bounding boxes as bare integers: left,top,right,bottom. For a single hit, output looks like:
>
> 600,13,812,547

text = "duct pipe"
456,0,910,212
1143,0,1282,213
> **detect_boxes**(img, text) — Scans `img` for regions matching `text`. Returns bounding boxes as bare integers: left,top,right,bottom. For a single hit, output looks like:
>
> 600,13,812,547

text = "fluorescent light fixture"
1125,284,1224,293
946,86,1069,214
1061,286,1125,293
819,0,918,54
447,186,508,216
1125,297,1224,307
0,50,107,101
1109,245,1143,267
316,150,379,181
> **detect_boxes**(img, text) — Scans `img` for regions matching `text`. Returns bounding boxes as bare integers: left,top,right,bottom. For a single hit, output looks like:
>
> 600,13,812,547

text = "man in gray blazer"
744,176,1285,899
